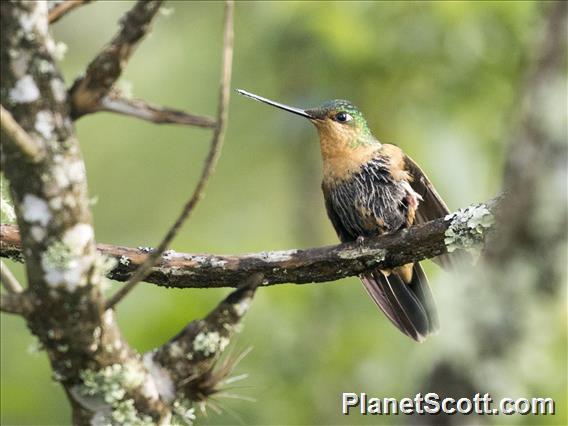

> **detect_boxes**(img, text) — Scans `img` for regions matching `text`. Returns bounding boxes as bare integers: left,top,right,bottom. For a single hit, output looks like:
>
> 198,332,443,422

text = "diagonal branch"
68,0,163,118
1,197,500,290
98,91,217,128
0,105,45,163
48,0,93,24
105,0,235,310
147,273,262,403
0,259,23,293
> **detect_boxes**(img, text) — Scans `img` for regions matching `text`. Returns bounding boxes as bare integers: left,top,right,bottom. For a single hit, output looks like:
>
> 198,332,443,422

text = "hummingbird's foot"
356,236,366,245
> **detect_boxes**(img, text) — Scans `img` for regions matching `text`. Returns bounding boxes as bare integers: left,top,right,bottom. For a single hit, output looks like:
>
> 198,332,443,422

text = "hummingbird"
237,89,454,342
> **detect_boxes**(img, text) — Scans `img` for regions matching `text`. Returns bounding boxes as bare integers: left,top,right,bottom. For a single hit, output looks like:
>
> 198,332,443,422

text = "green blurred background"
1,1,566,425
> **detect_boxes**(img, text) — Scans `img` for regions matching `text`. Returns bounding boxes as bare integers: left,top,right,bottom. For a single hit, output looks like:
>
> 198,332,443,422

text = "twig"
48,0,92,24
1,197,500,290
0,260,23,293
0,292,27,315
69,0,163,118
0,105,44,163
98,93,217,128
104,1,234,310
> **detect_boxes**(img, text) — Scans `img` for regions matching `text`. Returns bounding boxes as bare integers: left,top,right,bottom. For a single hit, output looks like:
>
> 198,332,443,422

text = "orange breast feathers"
316,121,379,182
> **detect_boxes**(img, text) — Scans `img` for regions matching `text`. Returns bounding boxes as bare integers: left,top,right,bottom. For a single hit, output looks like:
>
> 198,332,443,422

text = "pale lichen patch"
41,224,94,290
111,399,153,425
49,196,62,210
52,41,68,60
19,1,48,35
79,364,126,405
210,258,228,268
122,360,146,390
42,240,73,285
162,250,175,260
337,246,386,261
258,249,297,262
168,342,184,358
143,352,175,403
92,253,117,288
30,225,46,241
51,165,70,189
444,204,495,256
103,310,114,327
77,363,154,425
38,59,53,74
21,194,51,226
35,110,54,139
63,223,93,254
192,331,229,357
10,75,40,103
50,78,67,102
233,297,251,317
172,398,196,426
67,161,86,183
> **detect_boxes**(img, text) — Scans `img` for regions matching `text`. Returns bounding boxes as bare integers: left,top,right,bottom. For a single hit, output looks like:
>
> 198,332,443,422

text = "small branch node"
0,105,45,163
69,0,163,118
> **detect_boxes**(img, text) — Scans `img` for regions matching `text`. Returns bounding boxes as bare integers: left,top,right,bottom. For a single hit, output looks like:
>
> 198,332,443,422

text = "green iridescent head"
306,99,372,136
237,89,378,147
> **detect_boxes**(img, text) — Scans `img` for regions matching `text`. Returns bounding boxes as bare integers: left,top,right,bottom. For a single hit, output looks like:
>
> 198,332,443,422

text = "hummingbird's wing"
404,155,464,270
404,155,450,221
322,183,354,243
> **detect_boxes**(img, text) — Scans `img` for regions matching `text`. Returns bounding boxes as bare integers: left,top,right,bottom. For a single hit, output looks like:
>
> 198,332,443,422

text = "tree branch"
1,1,169,422
48,0,92,24
98,91,216,128
105,0,235,310
0,259,24,293
1,198,500,290
68,0,163,118
0,105,45,163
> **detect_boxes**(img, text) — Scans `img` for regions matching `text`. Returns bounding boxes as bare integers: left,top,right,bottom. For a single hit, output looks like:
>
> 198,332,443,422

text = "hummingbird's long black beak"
236,89,314,119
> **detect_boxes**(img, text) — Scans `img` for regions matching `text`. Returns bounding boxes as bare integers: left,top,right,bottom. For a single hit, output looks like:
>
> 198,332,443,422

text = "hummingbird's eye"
334,112,352,123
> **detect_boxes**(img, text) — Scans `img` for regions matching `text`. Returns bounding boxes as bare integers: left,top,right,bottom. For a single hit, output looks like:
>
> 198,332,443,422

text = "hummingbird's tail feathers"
410,263,439,333
360,264,438,342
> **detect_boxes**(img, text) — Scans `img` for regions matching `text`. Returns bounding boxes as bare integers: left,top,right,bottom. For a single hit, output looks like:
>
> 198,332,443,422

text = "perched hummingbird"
237,89,453,342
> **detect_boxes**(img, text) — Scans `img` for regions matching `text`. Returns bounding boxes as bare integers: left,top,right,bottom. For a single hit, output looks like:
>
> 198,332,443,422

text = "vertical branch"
491,0,568,266
420,3,567,425
1,1,168,423
105,0,235,310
